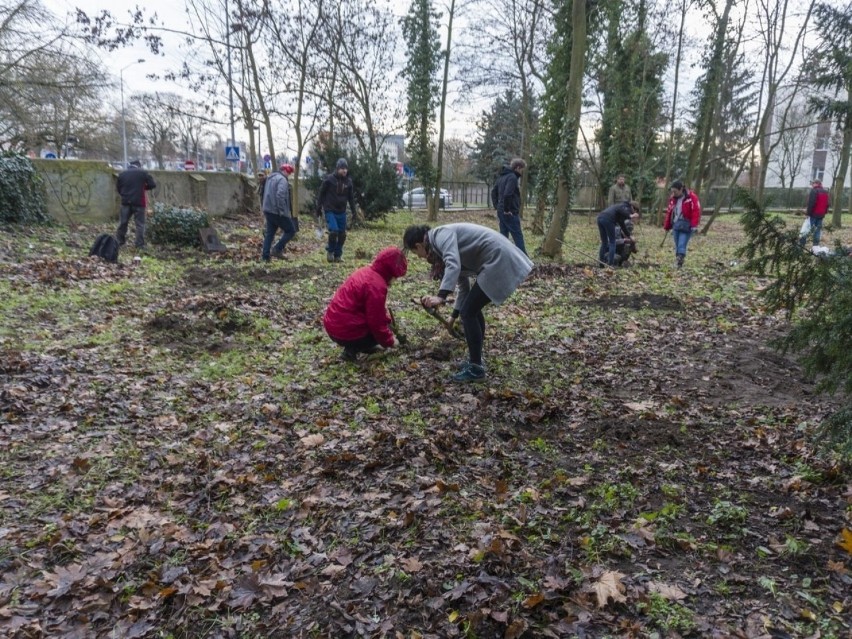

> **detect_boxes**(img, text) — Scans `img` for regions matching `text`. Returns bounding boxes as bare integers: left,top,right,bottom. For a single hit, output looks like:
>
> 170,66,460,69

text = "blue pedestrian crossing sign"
225,146,240,162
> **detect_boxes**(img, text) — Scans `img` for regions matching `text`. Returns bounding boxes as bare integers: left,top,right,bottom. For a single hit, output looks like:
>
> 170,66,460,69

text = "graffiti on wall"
44,166,95,215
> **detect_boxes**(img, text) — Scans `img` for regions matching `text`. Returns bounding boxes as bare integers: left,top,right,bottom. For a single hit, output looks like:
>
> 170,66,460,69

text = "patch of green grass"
639,592,696,633
589,481,640,513
706,499,748,528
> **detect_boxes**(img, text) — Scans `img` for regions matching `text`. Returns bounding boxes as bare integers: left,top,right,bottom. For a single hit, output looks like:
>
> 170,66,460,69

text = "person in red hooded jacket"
663,180,702,269
323,246,408,361
799,179,830,248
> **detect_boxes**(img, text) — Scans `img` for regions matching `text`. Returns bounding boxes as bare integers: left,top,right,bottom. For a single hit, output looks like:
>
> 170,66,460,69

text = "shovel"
412,298,464,340
388,309,408,346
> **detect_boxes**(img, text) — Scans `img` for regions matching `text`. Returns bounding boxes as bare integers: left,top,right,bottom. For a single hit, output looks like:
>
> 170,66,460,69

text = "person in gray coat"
261,163,296,261
404,223,533,383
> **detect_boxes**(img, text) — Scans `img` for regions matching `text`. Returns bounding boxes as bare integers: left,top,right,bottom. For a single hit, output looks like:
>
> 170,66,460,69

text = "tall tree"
456,0,550,220
470,91,536,185
264,0,327,213
685,0,736,195
806,1,852,227
594,0,667,209
134,93,180,168
768,102,814,200
431,0,460,222
541,0,588,258
317,0,399,157
400,0,441,213
1,0,107,153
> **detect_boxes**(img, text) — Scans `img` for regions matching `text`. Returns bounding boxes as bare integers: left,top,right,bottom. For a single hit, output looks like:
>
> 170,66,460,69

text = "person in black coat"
491,158,528,255
115,160,156,249
597,200,639,266
316,158,356,263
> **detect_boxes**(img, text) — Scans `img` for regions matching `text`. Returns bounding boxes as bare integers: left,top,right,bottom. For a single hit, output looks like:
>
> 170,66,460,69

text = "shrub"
147,202,210,247
0,152,49,224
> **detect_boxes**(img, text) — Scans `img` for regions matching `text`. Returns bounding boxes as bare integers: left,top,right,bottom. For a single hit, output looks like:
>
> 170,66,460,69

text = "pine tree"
470,91,538,185
739,191,852,459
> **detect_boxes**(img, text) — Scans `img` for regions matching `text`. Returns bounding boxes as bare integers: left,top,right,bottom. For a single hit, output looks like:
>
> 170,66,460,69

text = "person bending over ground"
403,223,533,383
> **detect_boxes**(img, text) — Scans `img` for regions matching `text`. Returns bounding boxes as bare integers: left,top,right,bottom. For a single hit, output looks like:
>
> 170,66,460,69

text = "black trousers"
458,283,490,366
117,205,146,248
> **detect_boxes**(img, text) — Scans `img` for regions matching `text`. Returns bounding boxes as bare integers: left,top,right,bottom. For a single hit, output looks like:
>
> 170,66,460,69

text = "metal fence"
403,180,850,213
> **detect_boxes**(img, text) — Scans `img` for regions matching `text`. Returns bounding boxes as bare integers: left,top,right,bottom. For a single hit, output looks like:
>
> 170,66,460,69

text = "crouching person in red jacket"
323,247,408,361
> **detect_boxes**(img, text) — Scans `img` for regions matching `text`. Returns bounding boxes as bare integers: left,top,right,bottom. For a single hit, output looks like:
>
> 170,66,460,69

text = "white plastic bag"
799,217,811,236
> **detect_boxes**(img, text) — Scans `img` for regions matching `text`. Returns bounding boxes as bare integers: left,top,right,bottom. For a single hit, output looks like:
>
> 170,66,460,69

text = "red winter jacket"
323,247,408,347
664,189,702,231
807,186,830,218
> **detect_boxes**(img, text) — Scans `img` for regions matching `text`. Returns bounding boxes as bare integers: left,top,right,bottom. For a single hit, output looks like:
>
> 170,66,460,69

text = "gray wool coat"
429,223,533,311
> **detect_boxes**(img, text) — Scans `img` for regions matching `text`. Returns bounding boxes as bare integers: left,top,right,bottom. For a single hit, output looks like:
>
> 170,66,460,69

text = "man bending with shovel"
404,223,533,383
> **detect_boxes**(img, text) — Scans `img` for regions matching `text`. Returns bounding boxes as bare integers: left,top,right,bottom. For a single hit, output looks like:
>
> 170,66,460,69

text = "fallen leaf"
647,581,688,601
400,557,423,573
837,528,852,555
625,401,655,412
590,570,626,608
505,618,528,639
300,434,325,448
521,592,544,609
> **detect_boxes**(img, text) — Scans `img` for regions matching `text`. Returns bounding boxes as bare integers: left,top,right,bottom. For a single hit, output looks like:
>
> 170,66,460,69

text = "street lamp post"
120,59,145,168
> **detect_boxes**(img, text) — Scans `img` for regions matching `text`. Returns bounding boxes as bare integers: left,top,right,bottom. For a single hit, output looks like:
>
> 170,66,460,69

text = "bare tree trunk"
541,0,586,258
430,0,456,223
686,0,734,195
656,0,687,225
832,112,851,227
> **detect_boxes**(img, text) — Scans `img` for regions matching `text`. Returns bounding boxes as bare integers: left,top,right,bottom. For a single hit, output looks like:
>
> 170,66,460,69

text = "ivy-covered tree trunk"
401,0,441,221
685,0,734,195
541,0,586,258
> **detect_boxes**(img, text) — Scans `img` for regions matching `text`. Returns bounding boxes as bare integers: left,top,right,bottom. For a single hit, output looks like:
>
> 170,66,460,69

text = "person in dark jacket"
261,163,296,261
316,158,357,263
323,246,407,361
491,158,528,255
115,160,156,249
799,179,830,247
663,180,702,269
597,200,639,266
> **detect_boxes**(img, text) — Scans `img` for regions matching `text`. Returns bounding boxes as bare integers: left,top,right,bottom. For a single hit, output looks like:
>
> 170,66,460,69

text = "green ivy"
147,202,210,247
0,152,49,224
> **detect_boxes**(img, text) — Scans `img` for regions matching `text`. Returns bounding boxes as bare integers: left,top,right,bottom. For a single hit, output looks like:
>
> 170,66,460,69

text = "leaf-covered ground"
1,210,850,639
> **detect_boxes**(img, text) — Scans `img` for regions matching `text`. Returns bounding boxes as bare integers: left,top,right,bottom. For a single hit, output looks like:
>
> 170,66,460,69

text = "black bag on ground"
89,234,120,263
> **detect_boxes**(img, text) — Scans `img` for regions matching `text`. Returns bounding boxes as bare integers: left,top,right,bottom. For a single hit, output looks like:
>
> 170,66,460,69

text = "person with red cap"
260,163,296,261
799,179,830,248
323,247,408,361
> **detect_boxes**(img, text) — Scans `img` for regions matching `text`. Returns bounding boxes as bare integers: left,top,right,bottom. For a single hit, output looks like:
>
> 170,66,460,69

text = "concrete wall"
33,159,252,223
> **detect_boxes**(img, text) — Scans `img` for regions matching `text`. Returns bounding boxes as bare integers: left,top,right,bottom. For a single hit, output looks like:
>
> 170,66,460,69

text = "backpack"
89,234,120,264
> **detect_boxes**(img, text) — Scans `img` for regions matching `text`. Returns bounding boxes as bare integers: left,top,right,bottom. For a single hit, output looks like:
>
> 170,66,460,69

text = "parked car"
401,187,452,209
